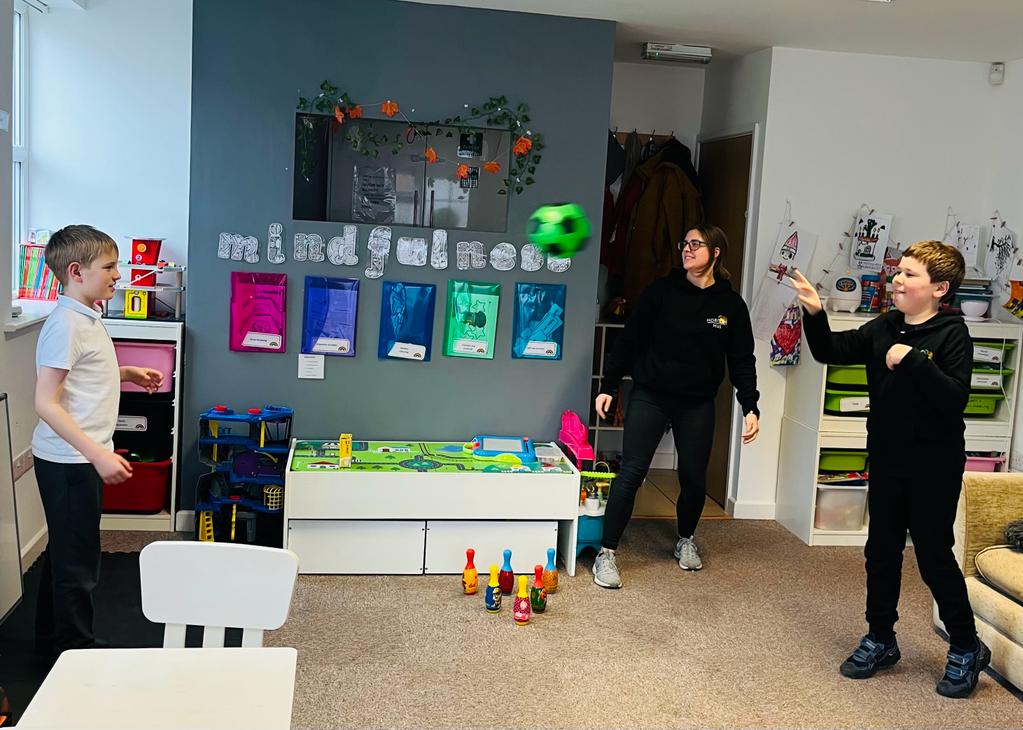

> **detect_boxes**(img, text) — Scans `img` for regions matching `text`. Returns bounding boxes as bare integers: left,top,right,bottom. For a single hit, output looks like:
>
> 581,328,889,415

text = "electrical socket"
12,448,34,481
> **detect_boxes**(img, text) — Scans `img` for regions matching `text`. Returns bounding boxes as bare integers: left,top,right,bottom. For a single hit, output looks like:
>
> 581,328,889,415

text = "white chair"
139,541,300,648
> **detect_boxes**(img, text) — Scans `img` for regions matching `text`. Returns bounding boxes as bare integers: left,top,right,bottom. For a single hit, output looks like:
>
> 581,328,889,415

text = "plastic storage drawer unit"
113,341,175,393
102,459,170,513
964,455,1006,472
814,485,868,531
971,341,1016,365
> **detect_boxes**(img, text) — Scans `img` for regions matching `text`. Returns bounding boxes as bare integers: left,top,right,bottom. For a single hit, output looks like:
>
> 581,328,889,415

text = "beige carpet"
256,519,1021,729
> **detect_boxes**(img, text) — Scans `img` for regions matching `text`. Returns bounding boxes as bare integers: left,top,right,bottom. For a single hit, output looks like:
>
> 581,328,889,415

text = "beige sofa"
933,472,1023,691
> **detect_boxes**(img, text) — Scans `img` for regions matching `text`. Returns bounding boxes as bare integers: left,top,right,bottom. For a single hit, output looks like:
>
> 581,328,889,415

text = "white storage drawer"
288,520,425,574
424,520,558,574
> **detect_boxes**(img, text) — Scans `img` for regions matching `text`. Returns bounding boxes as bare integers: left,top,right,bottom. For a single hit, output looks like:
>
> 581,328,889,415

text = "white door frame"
695,123,762,513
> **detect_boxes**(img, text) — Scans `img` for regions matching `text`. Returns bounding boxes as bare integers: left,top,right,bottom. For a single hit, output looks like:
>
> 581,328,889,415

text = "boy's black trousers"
33,458,103,654
864,458,976,649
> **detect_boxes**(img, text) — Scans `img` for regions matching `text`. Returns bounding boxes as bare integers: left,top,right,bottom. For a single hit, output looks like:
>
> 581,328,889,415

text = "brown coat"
623,151,704,307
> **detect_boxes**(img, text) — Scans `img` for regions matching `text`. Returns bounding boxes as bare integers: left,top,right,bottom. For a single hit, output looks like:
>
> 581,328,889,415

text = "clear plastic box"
814,485,868,531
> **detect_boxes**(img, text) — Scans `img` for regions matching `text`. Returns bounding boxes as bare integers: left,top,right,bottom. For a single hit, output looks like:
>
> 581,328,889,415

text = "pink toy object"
558,410,594,463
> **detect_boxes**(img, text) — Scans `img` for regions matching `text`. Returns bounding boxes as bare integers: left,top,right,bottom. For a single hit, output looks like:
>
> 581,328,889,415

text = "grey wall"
183,0,615,508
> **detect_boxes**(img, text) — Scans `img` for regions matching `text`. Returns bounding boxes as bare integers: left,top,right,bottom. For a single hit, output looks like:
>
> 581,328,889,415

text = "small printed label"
524,340,558,357
116,415,148,432
313,337,350,354
454,338,488,355
971,374,1001,389
243,331,282,349
388,342,426,360
839,397,870,413
297,354,325,380
974,346,1002,364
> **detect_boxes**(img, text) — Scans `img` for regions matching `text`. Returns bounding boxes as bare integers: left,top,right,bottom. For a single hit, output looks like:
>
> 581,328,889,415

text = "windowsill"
5,298,56,333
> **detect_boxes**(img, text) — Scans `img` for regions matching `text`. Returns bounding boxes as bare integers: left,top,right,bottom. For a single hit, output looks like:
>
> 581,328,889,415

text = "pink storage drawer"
964,455,1005,472
113,341,175,393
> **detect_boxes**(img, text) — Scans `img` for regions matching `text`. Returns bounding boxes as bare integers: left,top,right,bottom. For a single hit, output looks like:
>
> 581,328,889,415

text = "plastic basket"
970,367,1013,391
819,449,868,472
972,341,1016,365
826,364,867,387
964,393,1003,416
823,389,870,415
814,485,867,531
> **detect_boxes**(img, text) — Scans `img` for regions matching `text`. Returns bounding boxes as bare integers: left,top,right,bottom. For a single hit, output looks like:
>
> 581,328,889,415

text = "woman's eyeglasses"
679,239,709,252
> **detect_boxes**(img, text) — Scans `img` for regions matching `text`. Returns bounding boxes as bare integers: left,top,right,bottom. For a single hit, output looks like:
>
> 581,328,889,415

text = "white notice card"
298,354,325,380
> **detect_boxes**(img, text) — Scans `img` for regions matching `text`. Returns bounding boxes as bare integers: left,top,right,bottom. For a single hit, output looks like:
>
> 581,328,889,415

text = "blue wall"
183,0,614,508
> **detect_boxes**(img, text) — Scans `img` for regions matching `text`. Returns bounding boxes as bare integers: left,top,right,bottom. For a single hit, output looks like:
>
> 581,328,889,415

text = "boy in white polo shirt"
32,225,164,656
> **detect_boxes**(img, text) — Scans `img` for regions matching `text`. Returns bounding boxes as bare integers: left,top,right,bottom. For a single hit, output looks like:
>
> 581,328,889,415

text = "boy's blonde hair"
901,240,965,304
45,225,118,286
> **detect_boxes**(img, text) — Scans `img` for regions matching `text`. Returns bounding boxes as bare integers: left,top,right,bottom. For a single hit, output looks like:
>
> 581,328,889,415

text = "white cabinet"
776,314,1021,546
590,322,676,469
101,320,183,532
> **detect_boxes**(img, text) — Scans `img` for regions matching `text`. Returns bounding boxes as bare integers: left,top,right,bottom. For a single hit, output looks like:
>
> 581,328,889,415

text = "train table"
284,439,581,576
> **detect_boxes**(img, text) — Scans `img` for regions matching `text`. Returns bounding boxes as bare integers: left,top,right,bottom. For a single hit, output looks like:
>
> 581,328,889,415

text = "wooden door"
697,134,753,508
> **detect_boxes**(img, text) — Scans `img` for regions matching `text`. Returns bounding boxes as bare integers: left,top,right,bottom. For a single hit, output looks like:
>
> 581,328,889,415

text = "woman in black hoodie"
592,223,760,588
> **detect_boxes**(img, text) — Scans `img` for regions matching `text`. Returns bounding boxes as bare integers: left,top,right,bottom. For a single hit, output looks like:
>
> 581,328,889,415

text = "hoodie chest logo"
706,315,728,330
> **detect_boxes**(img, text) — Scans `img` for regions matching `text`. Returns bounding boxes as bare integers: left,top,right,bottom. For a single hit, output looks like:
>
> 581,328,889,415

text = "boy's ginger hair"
901,240,965,304
44,225,118,287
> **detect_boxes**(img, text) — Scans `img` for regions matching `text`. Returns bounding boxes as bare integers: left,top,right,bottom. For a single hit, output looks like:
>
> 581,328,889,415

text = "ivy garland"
297,81,544,195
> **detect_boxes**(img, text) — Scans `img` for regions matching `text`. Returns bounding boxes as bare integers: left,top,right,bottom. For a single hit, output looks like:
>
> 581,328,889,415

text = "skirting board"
727,498,775,520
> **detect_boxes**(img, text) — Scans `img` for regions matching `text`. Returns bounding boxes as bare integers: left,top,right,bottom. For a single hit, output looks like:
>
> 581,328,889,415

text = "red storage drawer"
102,458,170,513
112,341,175,393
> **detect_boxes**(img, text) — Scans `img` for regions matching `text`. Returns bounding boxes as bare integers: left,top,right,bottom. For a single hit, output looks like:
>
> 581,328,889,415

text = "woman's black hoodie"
600,270,760,416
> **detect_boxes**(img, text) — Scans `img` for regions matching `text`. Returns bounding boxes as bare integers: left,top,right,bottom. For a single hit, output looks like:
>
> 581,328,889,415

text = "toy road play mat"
289,440,574,474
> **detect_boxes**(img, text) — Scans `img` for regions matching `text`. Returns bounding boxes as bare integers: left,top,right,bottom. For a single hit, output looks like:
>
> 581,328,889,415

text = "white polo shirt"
32,295,121,463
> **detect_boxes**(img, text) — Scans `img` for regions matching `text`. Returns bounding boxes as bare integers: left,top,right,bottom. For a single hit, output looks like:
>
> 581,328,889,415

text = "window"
11,1,28,296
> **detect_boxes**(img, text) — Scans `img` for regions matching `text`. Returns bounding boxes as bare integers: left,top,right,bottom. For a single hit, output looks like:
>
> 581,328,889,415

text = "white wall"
748,47,1001,515
699,48,774,517
611,62,704,150
984,59,1023,468
28,0,192,264
1,0,45,558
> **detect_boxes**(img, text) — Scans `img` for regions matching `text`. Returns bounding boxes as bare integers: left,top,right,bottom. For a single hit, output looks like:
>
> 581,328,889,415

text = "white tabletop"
17,647,297,730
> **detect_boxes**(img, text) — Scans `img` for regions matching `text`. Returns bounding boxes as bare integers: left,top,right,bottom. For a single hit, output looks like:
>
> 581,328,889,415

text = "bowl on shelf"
960,299,990,320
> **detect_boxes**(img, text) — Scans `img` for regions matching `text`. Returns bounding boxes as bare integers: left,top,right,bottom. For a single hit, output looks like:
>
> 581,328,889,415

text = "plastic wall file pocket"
378,281,436,361
230,272,287,353
302,276,359,356
512,282,565,360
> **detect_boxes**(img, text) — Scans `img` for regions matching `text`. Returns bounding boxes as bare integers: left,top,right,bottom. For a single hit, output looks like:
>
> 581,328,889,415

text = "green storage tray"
818,449,868,472
964,392,1003,415
970,367,1013,390
823,389,870,415
826,364,867,387
972,340,1017,365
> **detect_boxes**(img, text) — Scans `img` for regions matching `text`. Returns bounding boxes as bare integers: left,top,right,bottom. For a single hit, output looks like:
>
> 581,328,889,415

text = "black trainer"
936,638,991,698
840,634,901,679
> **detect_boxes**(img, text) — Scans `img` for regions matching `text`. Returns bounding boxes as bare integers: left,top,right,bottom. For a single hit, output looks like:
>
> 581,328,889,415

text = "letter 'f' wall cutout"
365,226,392,279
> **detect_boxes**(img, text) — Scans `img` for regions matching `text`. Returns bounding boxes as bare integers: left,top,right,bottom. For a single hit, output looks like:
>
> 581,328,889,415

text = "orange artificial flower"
347,104,363,119
333,105,345,124
456,163,470,179
483,160,502,174
381,100,400,118
425,147,438,164
513,135,533,156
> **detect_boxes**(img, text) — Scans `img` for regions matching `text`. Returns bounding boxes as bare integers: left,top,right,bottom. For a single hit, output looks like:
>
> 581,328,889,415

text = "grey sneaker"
674,537,703,571
592,549,622,589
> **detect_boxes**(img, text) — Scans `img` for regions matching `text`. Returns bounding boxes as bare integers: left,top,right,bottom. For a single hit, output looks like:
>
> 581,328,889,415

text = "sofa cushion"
975,545,1023,603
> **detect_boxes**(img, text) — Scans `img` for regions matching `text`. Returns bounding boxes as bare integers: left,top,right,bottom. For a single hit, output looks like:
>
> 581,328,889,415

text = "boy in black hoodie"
792,241,990,699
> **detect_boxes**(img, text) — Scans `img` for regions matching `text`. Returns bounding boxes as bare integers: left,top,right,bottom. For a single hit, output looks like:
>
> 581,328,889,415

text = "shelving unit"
590,322,676,469
101,263,186,320
100,319,184,532
776,313,1022,546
